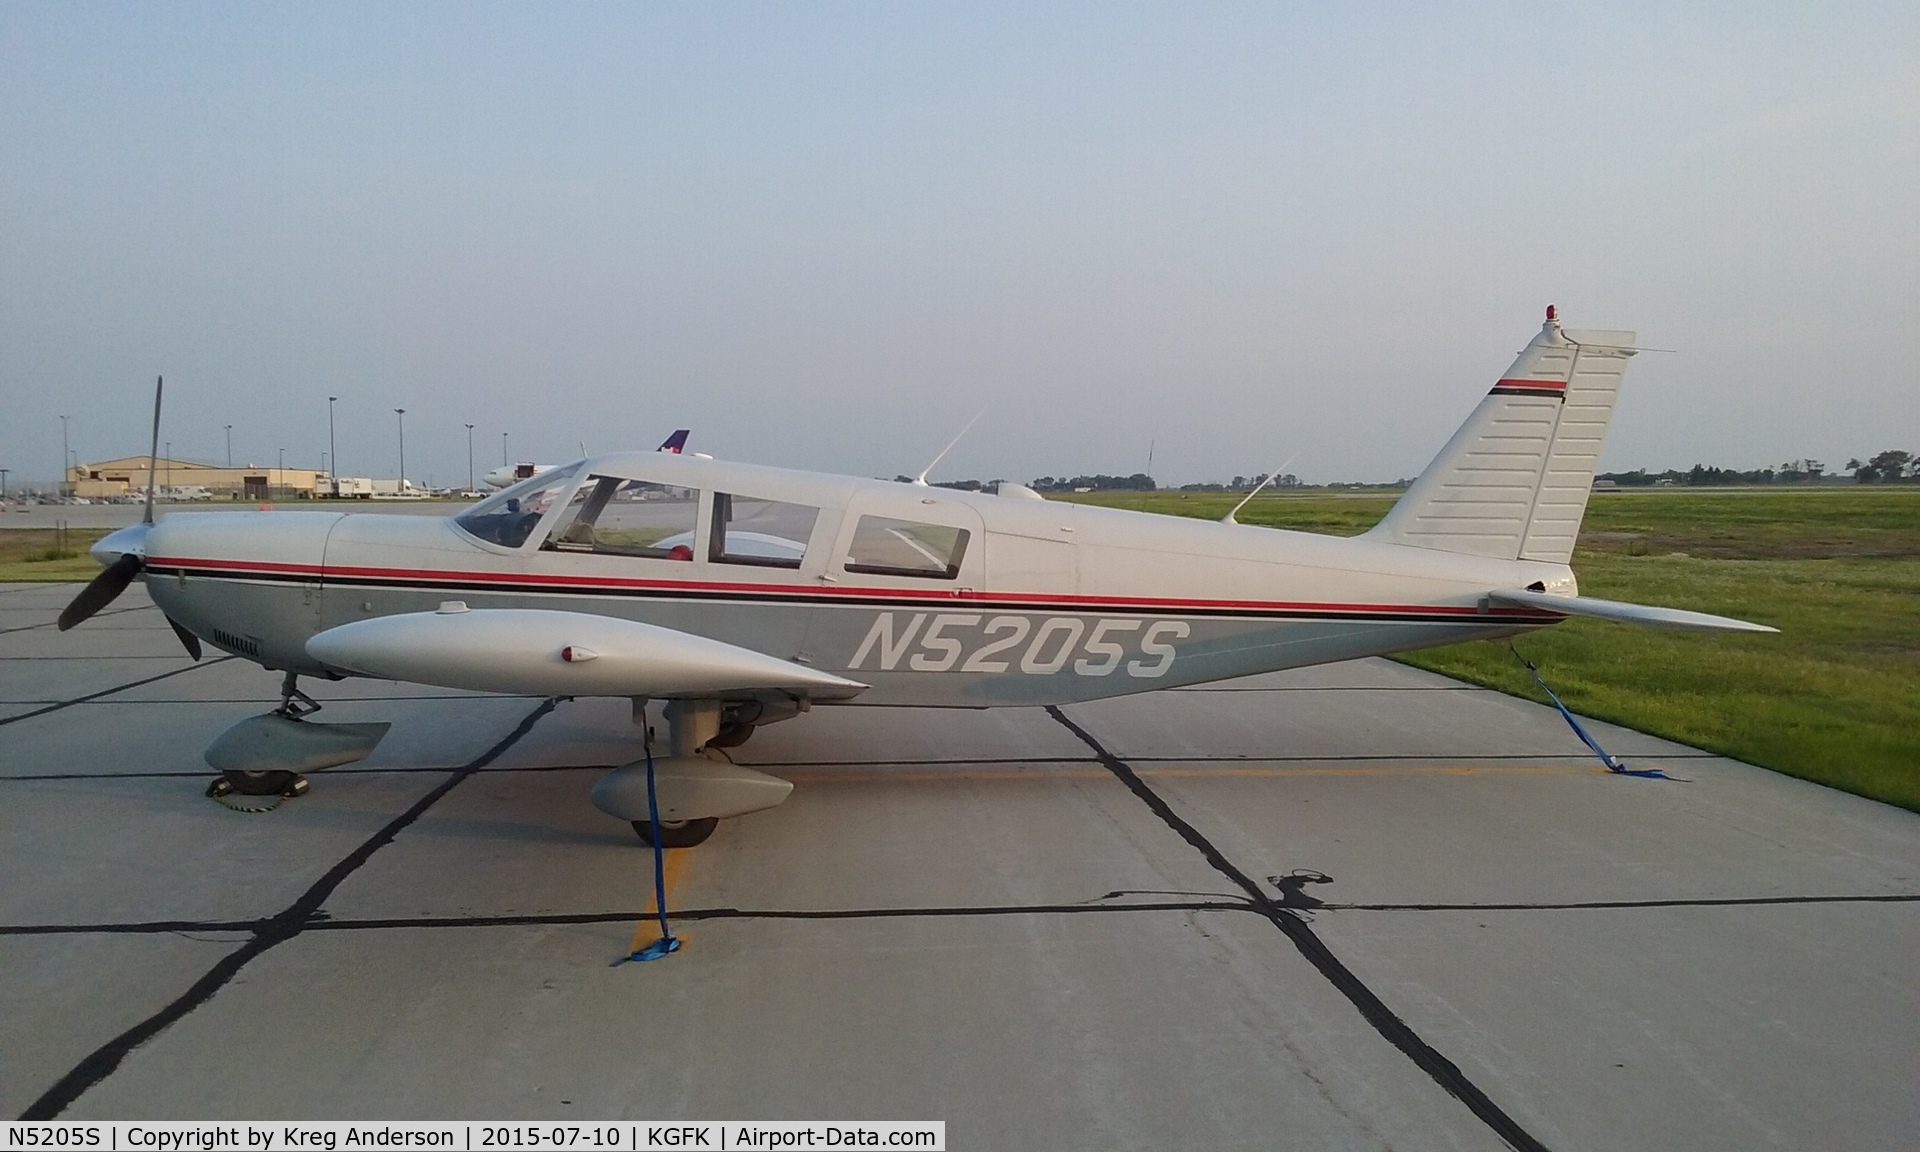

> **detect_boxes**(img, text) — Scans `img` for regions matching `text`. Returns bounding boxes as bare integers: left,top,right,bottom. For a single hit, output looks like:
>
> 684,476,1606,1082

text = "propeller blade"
144,376,163,526
166,614,203,661
57,553,143,631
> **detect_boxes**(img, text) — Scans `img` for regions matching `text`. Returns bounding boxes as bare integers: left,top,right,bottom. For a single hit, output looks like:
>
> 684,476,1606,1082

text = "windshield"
455,464,582,548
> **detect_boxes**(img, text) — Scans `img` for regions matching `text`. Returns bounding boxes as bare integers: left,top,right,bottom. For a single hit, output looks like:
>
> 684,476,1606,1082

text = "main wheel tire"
706,722,755,749
632,817,719,848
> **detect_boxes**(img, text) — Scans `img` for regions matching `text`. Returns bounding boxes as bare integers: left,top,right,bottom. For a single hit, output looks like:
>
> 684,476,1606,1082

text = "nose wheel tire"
632,817,718,848
207,770,309,812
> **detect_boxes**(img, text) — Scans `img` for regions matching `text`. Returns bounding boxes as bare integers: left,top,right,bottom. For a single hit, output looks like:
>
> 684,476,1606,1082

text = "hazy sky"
4,3,1916,487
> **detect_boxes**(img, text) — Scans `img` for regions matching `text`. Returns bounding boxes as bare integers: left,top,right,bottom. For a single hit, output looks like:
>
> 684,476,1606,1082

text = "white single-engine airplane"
63,309,1771,845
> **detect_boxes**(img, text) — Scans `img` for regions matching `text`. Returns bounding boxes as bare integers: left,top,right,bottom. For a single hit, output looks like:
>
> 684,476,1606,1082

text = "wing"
1489,589,1776,634
306,607,868,699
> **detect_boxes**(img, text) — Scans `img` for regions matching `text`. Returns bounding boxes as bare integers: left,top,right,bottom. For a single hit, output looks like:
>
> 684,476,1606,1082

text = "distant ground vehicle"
325,477,376,499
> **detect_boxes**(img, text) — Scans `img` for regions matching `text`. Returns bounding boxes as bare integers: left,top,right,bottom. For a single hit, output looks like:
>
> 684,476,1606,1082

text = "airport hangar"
65,457,328,502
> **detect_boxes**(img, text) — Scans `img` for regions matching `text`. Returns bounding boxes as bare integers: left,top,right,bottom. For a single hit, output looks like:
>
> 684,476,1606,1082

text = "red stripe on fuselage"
145,554,1563,622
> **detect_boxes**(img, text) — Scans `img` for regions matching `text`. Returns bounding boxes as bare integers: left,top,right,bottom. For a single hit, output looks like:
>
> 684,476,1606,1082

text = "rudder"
1366,307,1635,563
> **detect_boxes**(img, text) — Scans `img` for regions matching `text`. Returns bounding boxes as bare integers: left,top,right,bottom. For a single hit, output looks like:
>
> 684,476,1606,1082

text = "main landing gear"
599,698,797,849
629,699,726,849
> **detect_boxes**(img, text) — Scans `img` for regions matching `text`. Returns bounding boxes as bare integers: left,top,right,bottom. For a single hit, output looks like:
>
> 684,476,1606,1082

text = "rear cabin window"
545,477,700,560
710,494,819,569
845,516,970,579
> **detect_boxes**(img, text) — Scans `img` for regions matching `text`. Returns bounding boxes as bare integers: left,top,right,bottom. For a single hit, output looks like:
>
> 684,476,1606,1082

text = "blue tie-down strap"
612,741,683,965
1507,645,1681,781
617,936,681,964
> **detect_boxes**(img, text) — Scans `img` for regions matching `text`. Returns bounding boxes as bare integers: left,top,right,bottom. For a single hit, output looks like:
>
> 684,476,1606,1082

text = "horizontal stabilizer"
1489,590,1777,634
307,607,869,699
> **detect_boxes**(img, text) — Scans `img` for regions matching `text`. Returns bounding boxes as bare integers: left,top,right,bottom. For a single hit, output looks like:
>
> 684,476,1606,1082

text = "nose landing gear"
274,671,322,719
204,672,391,812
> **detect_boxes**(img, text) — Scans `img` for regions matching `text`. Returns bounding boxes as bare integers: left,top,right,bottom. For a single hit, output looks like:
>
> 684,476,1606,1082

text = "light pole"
464,424,475,493
59,415,70,494
1,469,9,499
277,447,285,497
327,396,338,496
224,424,233,468
394,408,407,493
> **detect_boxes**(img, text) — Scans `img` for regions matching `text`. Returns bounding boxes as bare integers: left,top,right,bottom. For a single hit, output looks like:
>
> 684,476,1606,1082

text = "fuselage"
142,452,1571,708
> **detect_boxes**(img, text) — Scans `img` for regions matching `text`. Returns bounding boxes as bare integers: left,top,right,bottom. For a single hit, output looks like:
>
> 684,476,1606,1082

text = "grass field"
6,489,1917,810
0,528,112,582
1064,488,1920,812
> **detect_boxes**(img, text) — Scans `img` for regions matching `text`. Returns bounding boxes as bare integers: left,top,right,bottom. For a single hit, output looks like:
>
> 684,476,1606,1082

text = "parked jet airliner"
482,430,689,489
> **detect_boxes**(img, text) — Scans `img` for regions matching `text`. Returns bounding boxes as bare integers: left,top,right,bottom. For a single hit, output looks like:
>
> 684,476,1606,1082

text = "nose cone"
90,522,152,566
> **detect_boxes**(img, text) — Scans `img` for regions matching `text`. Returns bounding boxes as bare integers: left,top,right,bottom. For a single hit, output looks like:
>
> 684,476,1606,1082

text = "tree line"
1597,450,1917,486
903,449,1917,493
1846,450,1918,483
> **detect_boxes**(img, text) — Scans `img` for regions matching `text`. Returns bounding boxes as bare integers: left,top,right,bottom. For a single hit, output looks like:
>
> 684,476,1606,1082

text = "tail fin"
657,429,690,454
1365,307,1635,563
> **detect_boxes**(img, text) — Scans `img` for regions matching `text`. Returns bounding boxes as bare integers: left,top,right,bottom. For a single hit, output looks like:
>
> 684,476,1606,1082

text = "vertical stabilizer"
1365,308,1635,563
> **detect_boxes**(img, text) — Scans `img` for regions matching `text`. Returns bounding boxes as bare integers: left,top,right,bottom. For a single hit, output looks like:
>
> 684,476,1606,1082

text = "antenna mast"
913,410,985,487
1221,451,1299,525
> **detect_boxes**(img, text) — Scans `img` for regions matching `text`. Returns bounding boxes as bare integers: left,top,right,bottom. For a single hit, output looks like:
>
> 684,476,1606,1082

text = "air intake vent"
210,628,262,658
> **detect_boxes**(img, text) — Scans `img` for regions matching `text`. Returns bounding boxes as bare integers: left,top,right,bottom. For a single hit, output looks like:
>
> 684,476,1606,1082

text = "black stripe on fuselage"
144,565,1562,627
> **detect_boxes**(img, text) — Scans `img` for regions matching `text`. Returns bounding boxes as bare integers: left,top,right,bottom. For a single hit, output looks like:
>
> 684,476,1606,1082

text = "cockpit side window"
710,493,818,569
454,465,581,548
543,477,700,560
